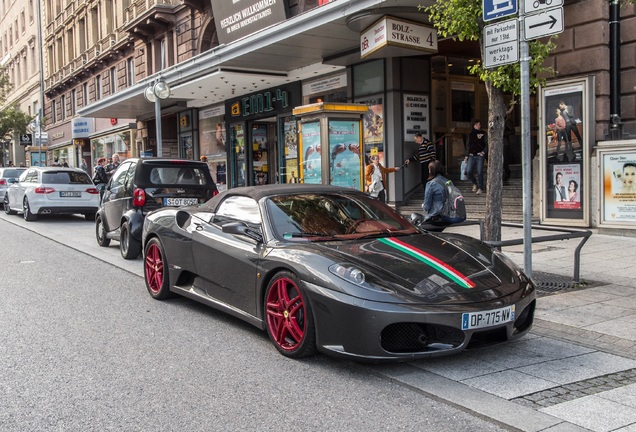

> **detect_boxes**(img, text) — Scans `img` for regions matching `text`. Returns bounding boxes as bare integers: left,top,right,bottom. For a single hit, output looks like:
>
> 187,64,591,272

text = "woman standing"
364,155,400,202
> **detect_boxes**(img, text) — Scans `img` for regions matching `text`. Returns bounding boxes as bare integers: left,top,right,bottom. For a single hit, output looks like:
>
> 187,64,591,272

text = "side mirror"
222,221,263,242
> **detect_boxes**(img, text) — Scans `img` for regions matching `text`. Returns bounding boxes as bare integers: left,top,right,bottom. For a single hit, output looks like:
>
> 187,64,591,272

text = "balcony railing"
125,0,177,24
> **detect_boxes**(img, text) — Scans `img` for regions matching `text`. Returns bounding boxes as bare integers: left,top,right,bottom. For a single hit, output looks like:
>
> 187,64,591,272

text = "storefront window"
91,130,132,164
353,60,384,97
52,147,73,166
251,124,269,185
451,81,475,124
281,116,299,183
200,110,228,191
230,124,246,187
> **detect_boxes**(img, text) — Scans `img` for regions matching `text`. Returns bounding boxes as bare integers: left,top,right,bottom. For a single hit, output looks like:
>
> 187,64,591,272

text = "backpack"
433,177,466,223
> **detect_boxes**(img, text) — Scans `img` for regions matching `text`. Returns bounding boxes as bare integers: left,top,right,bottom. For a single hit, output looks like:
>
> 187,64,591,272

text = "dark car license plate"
164,197,198,206
60,191,81,197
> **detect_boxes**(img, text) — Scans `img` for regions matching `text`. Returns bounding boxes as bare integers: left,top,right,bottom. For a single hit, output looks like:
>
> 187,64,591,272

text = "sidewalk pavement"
445,223,636,358
375,223,636,432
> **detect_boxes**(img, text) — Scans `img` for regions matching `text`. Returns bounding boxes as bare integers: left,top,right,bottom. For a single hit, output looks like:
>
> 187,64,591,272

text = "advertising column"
539,77,593,226
598,146,636,228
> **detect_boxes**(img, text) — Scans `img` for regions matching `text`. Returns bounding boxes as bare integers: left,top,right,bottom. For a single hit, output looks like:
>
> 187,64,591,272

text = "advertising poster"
30,152,47,167
300,122,322,184
360,99,384,166
251,125,268,185
282,117,299,183
328,120,362,190
551,164,581,209
403,94,430,142
601,151,636,223
283,119,298,159
540,77,592,225
544,85,584,163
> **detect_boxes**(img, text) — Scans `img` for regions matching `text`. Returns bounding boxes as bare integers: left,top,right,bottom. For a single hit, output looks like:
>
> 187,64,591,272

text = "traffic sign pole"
519,3,533,277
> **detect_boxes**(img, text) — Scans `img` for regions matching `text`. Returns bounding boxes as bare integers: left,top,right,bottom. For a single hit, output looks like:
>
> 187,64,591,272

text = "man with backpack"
423,161,466,226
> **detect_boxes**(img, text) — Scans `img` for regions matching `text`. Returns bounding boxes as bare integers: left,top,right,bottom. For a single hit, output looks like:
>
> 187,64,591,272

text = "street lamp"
144,80,171,157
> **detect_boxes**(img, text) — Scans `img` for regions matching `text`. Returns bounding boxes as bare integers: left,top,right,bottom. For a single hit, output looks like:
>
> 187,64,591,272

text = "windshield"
266,193,418,241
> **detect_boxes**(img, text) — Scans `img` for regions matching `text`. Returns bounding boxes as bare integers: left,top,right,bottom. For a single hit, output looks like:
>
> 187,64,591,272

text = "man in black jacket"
464,119,488,194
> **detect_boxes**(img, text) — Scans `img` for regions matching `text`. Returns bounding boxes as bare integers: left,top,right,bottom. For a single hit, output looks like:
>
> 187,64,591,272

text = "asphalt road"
0,216,508,431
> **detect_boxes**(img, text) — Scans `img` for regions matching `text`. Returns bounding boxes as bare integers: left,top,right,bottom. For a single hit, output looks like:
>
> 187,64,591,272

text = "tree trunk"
483,82,505,242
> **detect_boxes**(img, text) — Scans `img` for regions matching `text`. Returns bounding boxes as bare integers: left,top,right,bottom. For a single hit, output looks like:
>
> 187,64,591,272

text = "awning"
78,0,433,120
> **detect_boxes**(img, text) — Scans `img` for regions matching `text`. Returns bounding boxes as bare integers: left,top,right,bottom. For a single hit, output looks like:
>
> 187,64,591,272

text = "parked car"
3,166,100,221
142,184,536,361
96,158,218,260
0,167,27,198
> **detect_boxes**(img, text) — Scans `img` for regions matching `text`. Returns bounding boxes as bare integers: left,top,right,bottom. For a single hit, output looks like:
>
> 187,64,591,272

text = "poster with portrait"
551,164,581,209
599,149,636,225
540,76,593,225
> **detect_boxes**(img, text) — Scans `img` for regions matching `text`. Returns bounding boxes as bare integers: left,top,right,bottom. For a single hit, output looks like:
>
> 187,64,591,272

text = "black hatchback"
96,158,218,259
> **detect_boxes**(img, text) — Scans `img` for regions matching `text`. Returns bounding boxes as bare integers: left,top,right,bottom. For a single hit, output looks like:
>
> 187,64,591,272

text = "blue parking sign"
483,0,518,21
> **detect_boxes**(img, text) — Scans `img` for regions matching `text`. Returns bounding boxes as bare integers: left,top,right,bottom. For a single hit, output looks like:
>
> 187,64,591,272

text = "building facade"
0,0,41,167
1,0,634,229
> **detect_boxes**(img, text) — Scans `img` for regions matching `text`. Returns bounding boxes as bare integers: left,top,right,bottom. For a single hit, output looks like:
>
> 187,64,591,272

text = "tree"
423,0,555,241
0,66,35,165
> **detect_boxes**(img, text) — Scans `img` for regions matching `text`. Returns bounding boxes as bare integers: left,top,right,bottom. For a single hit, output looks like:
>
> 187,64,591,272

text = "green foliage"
0,65,14,106
0,66,34,138
422,1,556,95
468,40,556,96
0,106,33,138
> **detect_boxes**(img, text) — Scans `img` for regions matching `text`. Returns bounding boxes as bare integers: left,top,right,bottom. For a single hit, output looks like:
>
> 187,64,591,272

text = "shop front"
199,104,228,191
89,123,136,167
225,82,302,188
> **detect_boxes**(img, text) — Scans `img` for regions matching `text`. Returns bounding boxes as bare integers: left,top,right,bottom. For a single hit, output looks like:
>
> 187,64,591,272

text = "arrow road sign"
524,7,563,40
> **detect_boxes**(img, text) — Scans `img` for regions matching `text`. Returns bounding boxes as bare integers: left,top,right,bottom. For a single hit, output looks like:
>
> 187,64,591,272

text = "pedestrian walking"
464,119,488,195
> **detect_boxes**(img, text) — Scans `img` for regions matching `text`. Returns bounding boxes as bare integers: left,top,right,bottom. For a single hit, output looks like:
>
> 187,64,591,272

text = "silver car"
0,167,27,199
4,166,100,221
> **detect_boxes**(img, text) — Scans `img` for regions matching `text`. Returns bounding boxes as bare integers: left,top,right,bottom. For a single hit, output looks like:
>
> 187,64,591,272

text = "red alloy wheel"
266,277,306,352
145,243,164,295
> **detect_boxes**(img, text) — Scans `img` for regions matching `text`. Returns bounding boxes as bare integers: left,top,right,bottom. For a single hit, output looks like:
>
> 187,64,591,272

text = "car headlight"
329,264,365,285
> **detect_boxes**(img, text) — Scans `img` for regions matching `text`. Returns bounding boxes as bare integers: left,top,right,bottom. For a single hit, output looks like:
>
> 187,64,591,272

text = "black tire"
4,194,16,215
95,214,111,247
264,271,317,359
84,212,96,222
23,197,36,221
120,221,141,260
144,237,174,300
